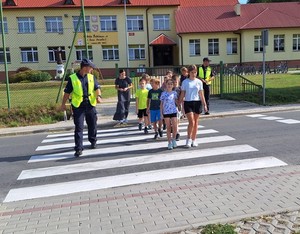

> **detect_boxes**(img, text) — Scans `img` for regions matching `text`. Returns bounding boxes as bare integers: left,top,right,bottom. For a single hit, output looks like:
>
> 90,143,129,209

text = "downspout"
177,34,183,66
146,7,150,67
234,31,242,65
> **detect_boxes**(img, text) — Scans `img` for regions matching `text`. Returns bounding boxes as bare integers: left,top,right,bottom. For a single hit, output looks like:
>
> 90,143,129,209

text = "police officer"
61,59,102,157
198,57,215,115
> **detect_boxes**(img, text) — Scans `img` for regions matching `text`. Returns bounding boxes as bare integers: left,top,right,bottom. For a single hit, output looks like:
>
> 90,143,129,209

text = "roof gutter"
234,31,242,65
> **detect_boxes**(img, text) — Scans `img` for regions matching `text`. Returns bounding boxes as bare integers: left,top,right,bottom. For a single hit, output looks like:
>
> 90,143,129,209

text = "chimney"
234,4,241,16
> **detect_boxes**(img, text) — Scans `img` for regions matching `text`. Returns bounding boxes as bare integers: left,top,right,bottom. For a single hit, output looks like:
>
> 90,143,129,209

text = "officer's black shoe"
204,112,210,115
176,133,180,141
74,150,82,157
158,128,163,137
91,142,97,149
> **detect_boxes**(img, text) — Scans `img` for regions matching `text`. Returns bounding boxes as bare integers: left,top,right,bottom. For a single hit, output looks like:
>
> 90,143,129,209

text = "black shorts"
137,109,148,118
184,101,202,114
163,113,177,118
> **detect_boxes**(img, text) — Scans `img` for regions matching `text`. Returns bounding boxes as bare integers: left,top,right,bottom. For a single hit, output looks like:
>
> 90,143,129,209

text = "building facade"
0,0,299,80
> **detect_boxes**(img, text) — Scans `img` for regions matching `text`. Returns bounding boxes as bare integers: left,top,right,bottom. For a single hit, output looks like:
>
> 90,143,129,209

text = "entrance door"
153,46,173,66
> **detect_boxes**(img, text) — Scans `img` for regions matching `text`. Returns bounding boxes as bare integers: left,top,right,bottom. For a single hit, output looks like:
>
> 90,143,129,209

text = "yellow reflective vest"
199,66,212,85
70,73,96,107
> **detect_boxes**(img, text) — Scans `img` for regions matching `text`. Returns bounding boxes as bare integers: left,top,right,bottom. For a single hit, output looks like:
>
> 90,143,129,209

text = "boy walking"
136,78,149,134
147,79,163,139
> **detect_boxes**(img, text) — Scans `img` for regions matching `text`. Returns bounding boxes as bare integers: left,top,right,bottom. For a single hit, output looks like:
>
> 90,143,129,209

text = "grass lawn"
243,72,300,105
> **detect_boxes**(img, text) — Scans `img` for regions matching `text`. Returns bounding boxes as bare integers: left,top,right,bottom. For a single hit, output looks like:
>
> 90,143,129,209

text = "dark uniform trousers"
72,101,97,151
203,82,210,111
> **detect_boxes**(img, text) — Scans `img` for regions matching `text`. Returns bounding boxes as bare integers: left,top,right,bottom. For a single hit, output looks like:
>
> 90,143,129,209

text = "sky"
238,0,248,4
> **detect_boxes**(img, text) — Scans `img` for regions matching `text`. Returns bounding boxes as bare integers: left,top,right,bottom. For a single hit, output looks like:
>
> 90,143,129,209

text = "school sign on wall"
77,32,118,45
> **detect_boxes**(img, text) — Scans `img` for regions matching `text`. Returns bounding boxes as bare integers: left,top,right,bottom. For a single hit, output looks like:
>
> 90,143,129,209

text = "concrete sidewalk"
0,165,299,233
1,98,300,137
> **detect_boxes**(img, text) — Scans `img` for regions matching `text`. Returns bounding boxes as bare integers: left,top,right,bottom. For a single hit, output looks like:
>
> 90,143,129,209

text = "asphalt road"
0,110,299,203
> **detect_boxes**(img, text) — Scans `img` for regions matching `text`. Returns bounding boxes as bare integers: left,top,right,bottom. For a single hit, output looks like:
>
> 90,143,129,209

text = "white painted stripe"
259,116,283,120
46,122,204,138
19,144,257,180
36,128,217,151
246,114,267,118
42,126,212,146
5,157,286,202
29,135,235,163
276,119,300,124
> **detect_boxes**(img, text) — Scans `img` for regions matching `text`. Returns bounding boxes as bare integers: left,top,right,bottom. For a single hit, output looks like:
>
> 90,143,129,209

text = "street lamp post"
124,0,129,69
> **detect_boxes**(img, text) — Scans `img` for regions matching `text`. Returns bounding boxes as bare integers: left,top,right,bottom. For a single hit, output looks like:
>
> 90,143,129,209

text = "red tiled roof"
1,0,180,8
176,2,300,34
150,33,177,45
179,0,238,7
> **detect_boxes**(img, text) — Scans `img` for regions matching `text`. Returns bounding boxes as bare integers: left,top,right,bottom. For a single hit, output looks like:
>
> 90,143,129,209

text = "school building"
0,0,300,80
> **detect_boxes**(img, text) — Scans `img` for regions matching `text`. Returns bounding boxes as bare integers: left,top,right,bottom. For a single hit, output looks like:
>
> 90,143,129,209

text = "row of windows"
189,34,300,56
0,14,170,34
0,45,146,63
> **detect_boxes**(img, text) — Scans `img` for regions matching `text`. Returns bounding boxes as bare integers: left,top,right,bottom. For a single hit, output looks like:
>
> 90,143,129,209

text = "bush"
10,70,52,83
16,67,32,73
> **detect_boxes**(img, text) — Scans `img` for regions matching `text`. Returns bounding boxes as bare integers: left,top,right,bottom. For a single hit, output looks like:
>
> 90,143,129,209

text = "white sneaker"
192,141,198,147
185,139,192,148
172,139,177,148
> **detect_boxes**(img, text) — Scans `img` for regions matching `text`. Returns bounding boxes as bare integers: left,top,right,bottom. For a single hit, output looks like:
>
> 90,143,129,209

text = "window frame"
20,47,39,63
102,45,119,61
100,16,117,32
17,17,35,33
153,14,170,31
226,38,238,55
254,35,263,53
127,15,144,31
0,17,8,34
208,38,219,56
128,44,145,60
274,34,285,52
45,16,63,33
75,46,93,61
293,34,300,51
189,39,201,56
72,16,91,32
48,46,66,62
0,47,11,63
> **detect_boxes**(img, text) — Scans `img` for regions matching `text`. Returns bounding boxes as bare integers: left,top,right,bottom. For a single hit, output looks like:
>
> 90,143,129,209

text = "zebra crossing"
4,122,287,203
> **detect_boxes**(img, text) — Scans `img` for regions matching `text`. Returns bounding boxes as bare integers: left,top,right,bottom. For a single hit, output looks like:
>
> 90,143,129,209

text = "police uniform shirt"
64,73,100,99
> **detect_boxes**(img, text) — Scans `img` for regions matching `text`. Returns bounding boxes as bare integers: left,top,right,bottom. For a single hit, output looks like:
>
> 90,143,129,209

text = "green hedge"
10,70,52,83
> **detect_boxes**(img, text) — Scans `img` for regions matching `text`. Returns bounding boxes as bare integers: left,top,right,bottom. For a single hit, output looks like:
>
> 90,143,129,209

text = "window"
274,34,284,52
48,47,66,62
254,35,263,52
293,34,300,51
72,16,91,32
102,45,119,60
18,17,35,33
0,17,8,33
208,39,219,55
227,38,237,54
100,16,117,31
0,48,11,63
21,47,38,62
75,46,93,61
127,15,143,31
153,15,170,31
129,45,145,60
45,16,63,33
189,39,200,56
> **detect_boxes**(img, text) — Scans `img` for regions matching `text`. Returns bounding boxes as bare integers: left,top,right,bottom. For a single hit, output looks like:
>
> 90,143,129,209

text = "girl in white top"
179,65,207,148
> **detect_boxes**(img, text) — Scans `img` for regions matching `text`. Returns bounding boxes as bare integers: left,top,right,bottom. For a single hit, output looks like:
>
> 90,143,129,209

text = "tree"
247,0,299,3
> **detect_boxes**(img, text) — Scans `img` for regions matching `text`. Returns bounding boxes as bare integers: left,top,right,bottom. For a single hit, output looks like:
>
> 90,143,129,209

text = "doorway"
153,46,173,66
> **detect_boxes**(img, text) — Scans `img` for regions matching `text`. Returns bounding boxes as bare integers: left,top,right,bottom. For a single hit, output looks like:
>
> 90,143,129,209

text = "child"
172,74,181,141
142,73,152,90
135,78,149,134
160,79,178,150
180,66,188,86
147,79,163,139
